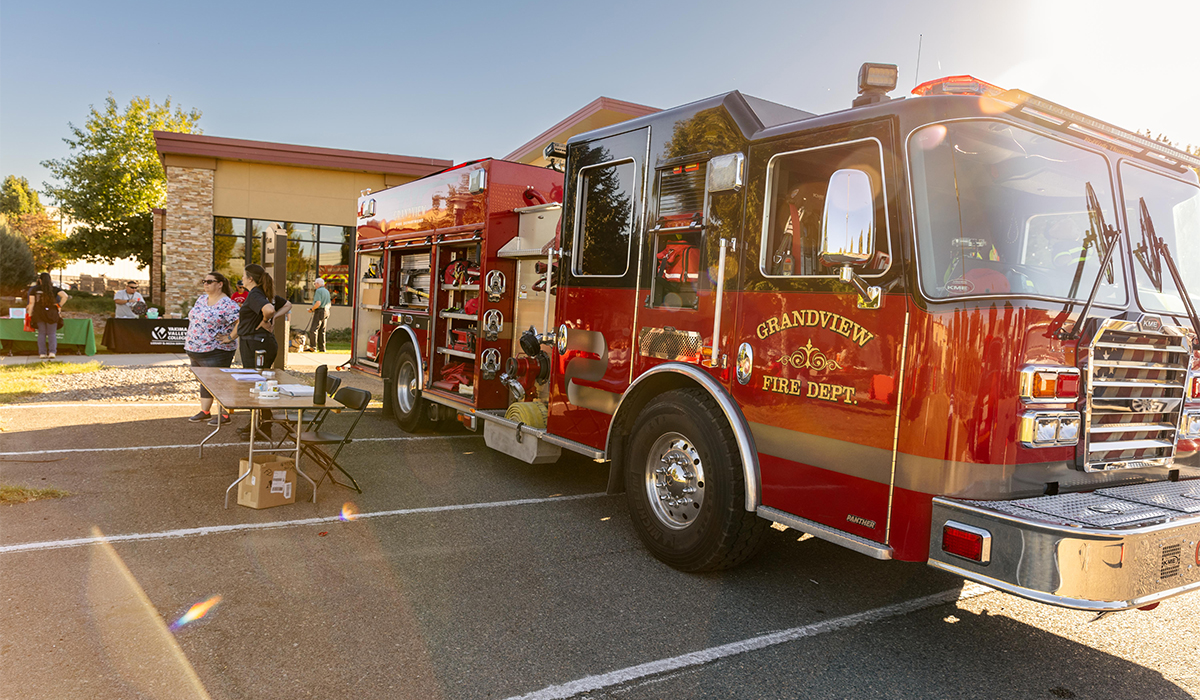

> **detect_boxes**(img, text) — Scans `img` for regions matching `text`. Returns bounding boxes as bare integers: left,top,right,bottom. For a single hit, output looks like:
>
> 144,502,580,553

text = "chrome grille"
638,326,703,362
1082,320,1190,472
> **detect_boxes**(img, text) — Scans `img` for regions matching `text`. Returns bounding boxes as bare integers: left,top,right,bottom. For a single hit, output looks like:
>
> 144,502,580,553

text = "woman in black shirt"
224,264,278,370
26,273,68,359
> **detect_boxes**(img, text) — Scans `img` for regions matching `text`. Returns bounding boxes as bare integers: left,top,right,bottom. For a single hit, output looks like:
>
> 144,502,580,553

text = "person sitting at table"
26,272,68,360
219,264,278,438
113,281,144,319
185,271,240,426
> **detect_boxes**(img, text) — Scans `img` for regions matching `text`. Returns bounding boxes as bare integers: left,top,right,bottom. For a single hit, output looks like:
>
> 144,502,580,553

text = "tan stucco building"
152,96,657,330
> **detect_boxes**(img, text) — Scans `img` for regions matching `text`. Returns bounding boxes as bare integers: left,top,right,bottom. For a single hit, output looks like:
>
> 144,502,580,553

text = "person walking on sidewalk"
306,278,331,352
26,272,68,359
185,271,240,425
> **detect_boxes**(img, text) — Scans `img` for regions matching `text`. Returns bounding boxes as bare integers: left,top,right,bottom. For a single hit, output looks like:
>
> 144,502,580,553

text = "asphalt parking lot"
1,402,1197,700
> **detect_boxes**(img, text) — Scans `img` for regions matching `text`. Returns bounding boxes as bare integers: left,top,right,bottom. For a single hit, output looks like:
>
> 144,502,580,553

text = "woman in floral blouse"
185,271,240,425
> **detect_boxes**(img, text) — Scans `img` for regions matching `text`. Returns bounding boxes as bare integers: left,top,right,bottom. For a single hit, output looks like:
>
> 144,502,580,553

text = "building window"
213,217,354,306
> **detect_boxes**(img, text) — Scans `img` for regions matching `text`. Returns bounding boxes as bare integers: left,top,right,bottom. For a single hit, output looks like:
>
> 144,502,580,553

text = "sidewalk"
0,351,352,370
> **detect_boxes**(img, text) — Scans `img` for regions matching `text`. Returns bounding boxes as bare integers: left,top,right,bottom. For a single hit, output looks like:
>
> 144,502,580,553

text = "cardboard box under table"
189,367,344,507
238,455,297,509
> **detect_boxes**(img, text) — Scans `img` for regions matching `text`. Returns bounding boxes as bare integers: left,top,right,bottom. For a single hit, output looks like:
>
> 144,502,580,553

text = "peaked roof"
504,96,660,164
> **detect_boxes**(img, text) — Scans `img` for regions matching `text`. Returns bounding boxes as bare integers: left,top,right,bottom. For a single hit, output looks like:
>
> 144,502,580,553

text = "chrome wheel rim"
644,431,705,530
396,360,417,414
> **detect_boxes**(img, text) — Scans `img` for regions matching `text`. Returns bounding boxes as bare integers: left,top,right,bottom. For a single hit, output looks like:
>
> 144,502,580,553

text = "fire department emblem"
779,340,842,372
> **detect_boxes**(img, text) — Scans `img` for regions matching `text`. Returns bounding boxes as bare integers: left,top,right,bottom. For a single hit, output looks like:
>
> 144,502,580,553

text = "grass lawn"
0,361,103,404
0,484,71,504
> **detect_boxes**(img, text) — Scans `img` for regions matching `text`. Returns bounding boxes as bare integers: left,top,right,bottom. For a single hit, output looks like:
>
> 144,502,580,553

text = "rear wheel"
392,343,431,433
624,388,767,571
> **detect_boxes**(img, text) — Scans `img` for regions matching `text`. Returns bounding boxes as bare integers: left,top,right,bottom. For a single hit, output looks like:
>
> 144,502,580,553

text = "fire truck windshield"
1118,162,1200,317
909,120,1126,304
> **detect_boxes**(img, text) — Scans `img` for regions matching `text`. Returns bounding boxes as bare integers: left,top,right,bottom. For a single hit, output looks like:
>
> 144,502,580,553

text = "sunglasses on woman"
202,278,219,284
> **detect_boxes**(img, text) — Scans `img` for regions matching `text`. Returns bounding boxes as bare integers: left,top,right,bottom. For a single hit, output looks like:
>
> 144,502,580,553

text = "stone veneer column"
150,208,165,305
162,166,214,316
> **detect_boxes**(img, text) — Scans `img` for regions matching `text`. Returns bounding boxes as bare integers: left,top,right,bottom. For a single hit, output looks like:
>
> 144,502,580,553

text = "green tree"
41,95,202,268
0,176,43,217
0,223,37,295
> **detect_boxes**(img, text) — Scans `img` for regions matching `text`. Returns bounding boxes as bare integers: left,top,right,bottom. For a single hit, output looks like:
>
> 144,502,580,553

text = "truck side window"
574,158,637,276
760,139,888,277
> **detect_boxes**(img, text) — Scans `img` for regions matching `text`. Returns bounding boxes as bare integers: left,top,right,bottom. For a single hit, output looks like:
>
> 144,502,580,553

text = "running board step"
757,506,893,560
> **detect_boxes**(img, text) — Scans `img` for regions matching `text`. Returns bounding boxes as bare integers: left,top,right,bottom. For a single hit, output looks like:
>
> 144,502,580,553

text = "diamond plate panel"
969,492,1170,527
1096,481,1200,514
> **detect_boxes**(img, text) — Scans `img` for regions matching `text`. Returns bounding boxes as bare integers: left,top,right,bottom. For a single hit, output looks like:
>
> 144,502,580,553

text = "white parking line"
0,434,480,457
504,583,993,700
0,492,607,554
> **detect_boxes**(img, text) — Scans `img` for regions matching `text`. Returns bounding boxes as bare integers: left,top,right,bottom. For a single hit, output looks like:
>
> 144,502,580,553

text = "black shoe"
188,411,211,423
237,424,272,439
208,413,231,426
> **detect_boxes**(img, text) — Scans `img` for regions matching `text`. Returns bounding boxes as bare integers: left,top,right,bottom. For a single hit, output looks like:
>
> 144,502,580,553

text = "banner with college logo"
102,319,189,353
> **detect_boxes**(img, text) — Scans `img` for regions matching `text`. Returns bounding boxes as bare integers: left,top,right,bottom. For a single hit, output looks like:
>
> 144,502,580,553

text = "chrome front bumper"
929,480,1200,611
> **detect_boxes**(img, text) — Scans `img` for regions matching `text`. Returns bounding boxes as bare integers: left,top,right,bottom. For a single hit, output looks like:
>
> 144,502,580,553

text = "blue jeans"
36,322,57,356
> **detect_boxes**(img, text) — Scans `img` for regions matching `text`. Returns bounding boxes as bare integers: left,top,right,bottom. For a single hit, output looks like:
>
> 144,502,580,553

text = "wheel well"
604,372,722,496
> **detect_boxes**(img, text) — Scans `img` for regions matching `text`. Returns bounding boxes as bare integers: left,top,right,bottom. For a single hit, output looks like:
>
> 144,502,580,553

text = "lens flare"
340,503,359,521
170,595,221,630
913,124,948,150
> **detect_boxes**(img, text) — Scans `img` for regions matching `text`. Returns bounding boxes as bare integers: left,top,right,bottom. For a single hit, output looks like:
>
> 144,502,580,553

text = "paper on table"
221,368,259,373
233,374,264,381
278,384,314,396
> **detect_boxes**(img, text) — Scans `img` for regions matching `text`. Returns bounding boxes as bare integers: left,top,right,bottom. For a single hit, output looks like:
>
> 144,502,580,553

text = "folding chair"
270,376,342,448
295,386,371,493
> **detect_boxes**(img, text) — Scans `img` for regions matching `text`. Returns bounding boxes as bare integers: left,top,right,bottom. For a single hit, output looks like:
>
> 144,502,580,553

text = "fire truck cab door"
551,128,651,449
732,125,904,546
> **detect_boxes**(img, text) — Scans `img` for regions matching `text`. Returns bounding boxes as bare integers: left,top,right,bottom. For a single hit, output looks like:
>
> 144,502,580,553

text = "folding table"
189,367,343,508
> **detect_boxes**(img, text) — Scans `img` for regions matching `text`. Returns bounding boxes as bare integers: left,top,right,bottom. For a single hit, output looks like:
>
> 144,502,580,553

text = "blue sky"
2,0,1198,197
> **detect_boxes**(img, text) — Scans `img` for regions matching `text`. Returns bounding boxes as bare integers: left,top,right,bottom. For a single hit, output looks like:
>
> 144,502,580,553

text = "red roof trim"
504,96,659,161
153,131,452,176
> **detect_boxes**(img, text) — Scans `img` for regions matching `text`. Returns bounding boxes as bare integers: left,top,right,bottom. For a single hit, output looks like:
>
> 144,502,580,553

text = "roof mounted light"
912,75,1005,97
852,63,898,108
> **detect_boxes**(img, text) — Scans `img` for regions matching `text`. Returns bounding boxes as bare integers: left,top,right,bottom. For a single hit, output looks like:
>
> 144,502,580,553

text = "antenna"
914,34,923,89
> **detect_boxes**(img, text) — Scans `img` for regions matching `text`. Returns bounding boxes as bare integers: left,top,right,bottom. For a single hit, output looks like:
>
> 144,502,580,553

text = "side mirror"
820,169,875,264
820,168,881,309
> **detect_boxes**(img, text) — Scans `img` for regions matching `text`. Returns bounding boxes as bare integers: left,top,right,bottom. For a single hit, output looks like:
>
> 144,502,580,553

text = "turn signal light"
1190,375,1200,400
1032,372,1057,398
1020,366,1081,402
942,522,991,564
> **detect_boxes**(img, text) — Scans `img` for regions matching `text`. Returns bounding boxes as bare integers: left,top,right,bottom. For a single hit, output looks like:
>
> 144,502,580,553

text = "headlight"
1020,411,1081,448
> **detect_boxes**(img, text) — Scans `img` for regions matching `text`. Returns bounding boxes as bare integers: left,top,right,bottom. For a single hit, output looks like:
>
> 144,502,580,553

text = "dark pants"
308,307,327,352
187,349,236,399
239,332,278,423
239,332,278,370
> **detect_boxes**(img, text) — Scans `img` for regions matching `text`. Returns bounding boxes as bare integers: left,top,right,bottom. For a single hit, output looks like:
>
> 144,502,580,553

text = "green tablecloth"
0,318,97,355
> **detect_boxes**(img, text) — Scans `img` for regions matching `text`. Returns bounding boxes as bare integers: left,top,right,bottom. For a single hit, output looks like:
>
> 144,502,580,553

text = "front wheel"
391,343,431,433
624,388,767,572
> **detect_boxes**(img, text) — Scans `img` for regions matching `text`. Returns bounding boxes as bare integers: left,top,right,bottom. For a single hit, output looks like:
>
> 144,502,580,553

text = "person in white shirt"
113,281,145,319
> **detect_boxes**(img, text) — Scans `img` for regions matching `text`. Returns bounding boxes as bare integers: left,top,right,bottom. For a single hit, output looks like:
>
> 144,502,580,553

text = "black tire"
391,343,431,433
624,388,767,572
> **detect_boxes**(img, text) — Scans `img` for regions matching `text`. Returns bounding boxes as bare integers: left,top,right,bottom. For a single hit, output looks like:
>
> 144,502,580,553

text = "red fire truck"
352,64,1200,611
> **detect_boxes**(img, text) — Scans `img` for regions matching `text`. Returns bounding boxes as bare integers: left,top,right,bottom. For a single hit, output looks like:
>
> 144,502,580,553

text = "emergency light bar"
911,75,1003,98
911,74,1200,172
